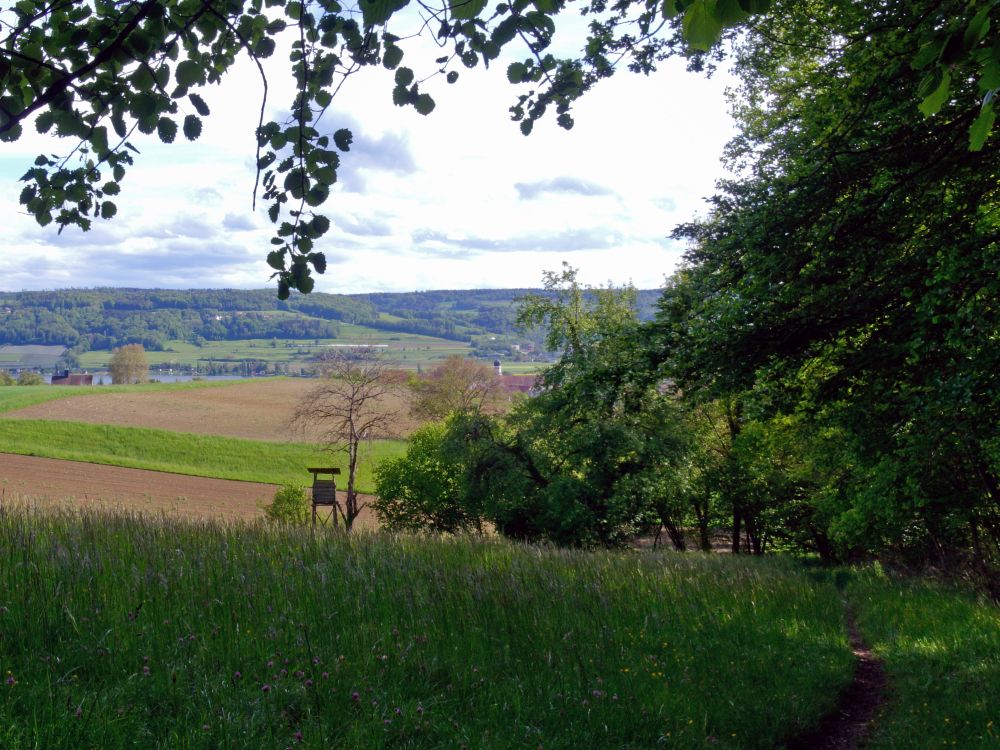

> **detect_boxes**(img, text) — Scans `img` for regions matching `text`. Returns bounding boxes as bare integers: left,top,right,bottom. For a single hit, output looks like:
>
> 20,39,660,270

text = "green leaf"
183,114,202,140
277,278,290,300
175,60,202,87
268,203,280,223
980,59,1000,91
713,0,748,25
100,201,117,219
255,37,276,57
395,67,414,86
450,0,488,20
311,215,331,236
333,128,353,151
284,168,308,196
90,126,109,155
383,45,404,69
963,6,991,52
662,0,682,18
359,0,408,27
414,93,436,115
189,93,210,116
113,165,126,182
507,62,527,83
912,42,939,70
35,111,55,133
683,0,724,52
520,119,533,135
267,249,286,270
311,252,327,274
305,185,329,207
157,117,178,143
315,90,332,108
918,68,950,116
447,71,459,84
102,181,121,195
111,112,128,138
969,102,995,151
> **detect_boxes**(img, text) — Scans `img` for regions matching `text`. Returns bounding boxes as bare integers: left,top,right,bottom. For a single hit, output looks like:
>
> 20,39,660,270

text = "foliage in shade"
0,508,852,748
649,0,1000,575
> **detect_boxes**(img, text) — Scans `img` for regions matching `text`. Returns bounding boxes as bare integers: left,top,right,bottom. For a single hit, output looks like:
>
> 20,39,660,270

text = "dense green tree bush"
263,484,310,525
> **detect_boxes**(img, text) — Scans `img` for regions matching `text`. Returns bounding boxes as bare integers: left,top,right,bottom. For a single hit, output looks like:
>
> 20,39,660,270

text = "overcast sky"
0,16,736,295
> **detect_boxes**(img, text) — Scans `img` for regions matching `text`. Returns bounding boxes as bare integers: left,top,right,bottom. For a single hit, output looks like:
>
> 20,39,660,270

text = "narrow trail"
786,607,888,750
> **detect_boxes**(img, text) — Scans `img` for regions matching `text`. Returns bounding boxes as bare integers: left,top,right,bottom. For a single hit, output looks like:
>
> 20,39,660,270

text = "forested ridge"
0,287,663,351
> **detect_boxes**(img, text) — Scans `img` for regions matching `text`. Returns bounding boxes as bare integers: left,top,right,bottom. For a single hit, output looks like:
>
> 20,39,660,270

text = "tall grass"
0,419,405,492
0,509,852,749
847,571,1000,749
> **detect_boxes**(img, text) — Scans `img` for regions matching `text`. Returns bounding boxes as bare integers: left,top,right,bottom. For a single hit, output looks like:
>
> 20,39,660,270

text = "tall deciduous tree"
107,343,149,384
653,0,1000,574
407,355,504,421
291,347,400,530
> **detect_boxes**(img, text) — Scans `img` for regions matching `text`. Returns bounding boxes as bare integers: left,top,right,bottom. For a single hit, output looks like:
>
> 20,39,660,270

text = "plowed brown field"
6,379,416,441
0,453,377,526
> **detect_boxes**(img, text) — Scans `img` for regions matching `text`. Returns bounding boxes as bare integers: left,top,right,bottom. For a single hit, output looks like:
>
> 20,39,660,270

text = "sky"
0,12,737,295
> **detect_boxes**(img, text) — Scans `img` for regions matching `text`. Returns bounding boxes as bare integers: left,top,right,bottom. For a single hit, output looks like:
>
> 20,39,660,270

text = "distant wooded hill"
0,288,663,352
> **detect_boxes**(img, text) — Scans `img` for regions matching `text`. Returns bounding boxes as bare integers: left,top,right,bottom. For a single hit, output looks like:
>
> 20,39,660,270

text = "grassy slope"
0,511,852,749
847,571,1000,748
0,381,236,415
0,418,403,491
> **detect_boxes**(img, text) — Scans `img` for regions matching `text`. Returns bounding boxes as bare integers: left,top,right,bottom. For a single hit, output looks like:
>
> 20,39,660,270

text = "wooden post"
307,467,341,529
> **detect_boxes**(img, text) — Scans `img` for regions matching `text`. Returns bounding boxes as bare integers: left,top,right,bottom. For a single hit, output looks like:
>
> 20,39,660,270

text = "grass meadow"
0,419,405,492
0,509,853,749
848,571,1000,748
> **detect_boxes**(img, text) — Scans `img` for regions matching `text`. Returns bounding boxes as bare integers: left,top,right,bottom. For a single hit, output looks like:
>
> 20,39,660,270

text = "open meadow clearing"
0,509,855,749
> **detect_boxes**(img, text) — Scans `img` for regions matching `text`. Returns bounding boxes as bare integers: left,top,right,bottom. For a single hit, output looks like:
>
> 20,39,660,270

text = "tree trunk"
660,515,687,551
731,508,742,554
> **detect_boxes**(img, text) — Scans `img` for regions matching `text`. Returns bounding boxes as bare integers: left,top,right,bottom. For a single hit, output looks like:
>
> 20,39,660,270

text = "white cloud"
0,21,736,294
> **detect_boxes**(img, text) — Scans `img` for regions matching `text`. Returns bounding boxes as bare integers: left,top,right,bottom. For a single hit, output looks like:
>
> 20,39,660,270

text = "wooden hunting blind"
307,467,341,528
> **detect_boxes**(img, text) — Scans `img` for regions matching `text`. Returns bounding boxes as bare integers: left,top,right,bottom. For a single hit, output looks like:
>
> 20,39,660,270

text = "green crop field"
0,418,404,492
0,510,854,749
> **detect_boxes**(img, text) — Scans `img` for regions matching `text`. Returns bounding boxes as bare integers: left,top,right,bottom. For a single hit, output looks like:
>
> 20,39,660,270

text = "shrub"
373,422,481,534
0,371,13,386
16,371,43,386
263,484,309,525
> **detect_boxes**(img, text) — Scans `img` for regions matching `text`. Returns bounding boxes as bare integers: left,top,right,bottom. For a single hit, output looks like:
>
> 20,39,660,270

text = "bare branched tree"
291,347,400,530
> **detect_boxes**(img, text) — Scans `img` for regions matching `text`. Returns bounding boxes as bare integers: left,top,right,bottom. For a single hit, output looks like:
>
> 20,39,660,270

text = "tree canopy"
3,0,995,295
650,0,1000,575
